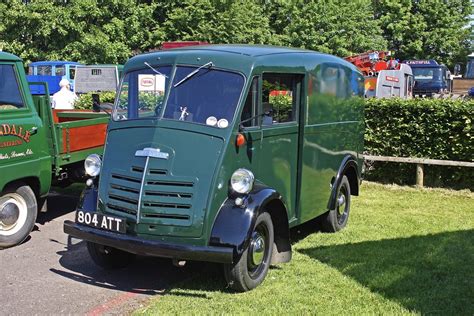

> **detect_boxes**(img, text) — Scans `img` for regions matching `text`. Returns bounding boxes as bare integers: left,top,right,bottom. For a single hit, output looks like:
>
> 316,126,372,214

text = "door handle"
29,126,38,135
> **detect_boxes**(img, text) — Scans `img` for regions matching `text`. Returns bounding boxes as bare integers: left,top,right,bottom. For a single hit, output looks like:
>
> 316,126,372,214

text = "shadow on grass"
299,230,474,315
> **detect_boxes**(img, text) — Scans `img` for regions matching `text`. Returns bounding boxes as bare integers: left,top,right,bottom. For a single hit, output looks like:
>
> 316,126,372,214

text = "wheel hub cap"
250,232,265,266
0,201,20,228
337,194,346,209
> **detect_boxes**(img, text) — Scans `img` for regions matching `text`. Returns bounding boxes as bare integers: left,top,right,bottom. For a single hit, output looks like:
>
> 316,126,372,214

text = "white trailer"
375,64,414,99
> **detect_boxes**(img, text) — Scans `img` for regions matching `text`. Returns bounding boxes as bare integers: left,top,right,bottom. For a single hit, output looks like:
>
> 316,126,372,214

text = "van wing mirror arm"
238,109,273,132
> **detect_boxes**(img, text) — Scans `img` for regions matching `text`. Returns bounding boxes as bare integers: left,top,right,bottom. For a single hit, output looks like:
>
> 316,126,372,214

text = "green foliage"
269,94,292,122
75,91,115,110
365,98,474,189
0,0,157,64
374,0,472,68
161,0,273,44
1,0,471,67
266,0,387,56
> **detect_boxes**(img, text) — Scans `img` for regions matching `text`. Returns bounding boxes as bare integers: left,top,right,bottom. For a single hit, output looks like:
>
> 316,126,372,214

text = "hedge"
364,98,473,189
75,91,116,110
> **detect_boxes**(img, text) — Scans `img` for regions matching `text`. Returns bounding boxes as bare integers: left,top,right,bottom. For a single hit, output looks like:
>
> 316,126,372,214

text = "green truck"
64,45,364,291
0,52,108,248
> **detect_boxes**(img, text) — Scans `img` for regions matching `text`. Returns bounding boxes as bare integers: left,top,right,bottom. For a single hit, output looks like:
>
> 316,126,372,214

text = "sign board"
403,60,438,66
385,76,400,82
138,74,166,94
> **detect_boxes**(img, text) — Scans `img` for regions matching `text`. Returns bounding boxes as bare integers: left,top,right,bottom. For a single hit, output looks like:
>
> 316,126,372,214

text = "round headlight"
231,168,255,194
84,154,102,177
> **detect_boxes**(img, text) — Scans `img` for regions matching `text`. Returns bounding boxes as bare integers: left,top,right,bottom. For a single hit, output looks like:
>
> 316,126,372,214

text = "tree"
0,0,157,64
374,0,472,67
160,0,273,45
263,0,387,57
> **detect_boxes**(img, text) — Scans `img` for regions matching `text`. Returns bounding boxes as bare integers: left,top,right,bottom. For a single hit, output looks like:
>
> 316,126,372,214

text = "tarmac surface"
0,190,207,315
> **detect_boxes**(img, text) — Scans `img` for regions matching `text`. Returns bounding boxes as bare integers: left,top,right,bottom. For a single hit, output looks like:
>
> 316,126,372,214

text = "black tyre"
321,175,351,233
87,241,136,269
0,184,37,248
224,212,274,292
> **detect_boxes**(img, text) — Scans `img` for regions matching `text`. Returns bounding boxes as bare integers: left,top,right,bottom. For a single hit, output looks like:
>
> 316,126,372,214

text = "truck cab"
1,52,108,248
403,60,452,96
27,61,83,95
64,45,364,291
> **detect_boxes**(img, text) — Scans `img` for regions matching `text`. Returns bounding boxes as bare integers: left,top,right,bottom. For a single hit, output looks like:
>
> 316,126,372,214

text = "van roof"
128,44,358,74
28,61,83,67
167,44,313,57
0,51,22,62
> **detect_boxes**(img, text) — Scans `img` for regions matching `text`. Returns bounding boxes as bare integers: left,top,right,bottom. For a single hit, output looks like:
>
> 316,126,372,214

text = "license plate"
76,210,126,233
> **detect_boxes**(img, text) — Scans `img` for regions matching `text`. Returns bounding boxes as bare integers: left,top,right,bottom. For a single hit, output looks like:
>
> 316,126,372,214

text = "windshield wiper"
144,62,168,78
173,62,213,88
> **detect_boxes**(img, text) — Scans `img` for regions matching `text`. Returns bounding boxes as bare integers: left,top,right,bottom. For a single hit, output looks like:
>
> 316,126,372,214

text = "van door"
257,73,303,222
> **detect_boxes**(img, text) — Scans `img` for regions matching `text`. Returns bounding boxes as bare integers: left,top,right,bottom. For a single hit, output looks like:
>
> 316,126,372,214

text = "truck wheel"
224,212,274,292
0,184,37,248
321,175,351,233
87,241,136,269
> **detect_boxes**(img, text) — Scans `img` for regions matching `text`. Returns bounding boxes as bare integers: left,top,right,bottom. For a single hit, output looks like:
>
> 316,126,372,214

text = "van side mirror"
92,94,101,112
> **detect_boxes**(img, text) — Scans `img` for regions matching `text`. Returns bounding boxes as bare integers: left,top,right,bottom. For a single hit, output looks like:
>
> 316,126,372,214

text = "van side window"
262,73,301,124
55,66,65,76
240,76,259,127
38,65,51,76
0,65,25,110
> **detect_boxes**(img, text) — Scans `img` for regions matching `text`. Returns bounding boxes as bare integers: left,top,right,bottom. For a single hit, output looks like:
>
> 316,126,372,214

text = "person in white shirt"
52,78,78,109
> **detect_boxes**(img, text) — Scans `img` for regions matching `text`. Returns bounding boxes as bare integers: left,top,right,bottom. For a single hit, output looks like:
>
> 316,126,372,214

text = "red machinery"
344,51,398,76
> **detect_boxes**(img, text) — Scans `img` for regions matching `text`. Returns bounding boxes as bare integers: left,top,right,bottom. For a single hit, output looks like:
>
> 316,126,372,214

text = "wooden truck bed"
53,110,108,154
32,95,109,172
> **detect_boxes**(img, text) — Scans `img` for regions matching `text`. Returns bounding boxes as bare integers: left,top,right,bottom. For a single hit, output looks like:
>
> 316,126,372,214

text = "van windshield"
114,65,244,127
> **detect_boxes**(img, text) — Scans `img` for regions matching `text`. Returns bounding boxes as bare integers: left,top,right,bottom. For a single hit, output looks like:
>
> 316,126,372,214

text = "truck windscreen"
0,65,25,110
114,65,244,128
412,67,443,81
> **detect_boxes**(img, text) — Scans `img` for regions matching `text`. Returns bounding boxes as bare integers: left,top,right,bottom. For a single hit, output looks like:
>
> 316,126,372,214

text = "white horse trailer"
375,64,414,99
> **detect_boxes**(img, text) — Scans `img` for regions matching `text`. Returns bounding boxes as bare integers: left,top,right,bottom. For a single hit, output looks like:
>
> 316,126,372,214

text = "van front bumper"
63,220,234,263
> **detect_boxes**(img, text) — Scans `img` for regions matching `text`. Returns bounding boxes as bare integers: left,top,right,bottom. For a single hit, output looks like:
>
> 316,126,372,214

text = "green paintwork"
98,45,364,246
0,52,108,198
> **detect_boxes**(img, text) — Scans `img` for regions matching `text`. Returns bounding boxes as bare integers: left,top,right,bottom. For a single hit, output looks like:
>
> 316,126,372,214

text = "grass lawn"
136,182,473,315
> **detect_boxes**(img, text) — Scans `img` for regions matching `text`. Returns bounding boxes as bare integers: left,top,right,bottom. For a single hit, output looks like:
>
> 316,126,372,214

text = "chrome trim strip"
136,156,150,224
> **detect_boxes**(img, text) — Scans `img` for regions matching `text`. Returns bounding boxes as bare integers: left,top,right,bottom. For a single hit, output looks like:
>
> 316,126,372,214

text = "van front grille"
106,165,195,226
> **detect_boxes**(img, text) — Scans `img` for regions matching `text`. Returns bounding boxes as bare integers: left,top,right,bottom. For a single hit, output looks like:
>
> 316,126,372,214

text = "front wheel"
0,184,37,248
87,242,136,269
321,175,351,233
224,212,274,292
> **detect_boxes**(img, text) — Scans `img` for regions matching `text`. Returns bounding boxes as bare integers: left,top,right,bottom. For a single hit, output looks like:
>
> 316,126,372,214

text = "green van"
64,45,364,291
